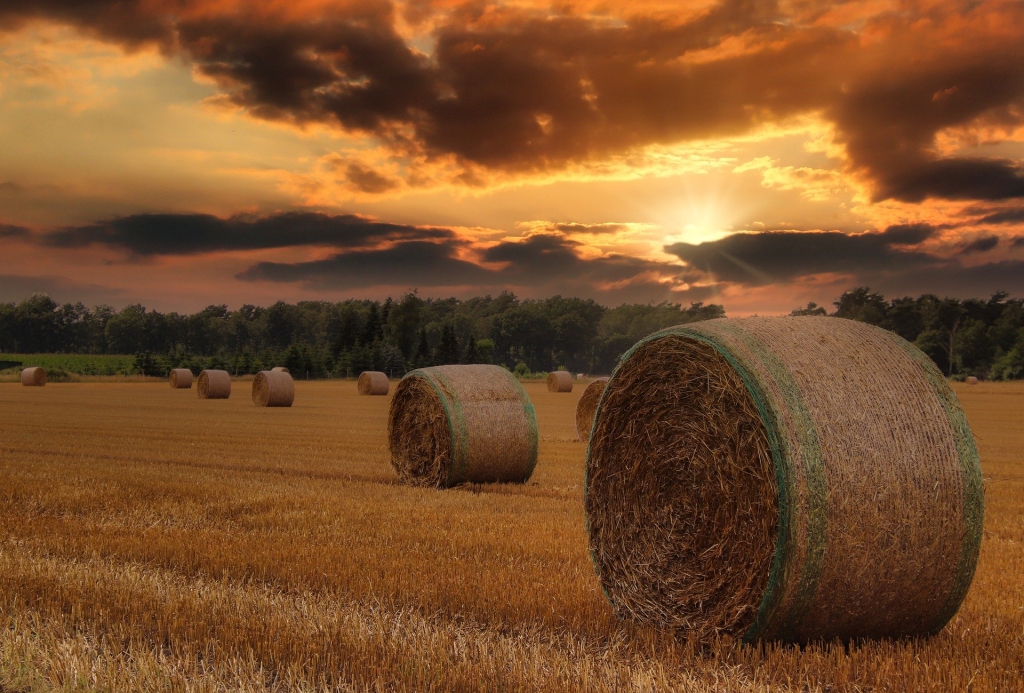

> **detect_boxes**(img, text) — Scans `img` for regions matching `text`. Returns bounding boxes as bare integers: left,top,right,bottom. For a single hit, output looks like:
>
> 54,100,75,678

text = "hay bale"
575,377,608,441
197,369,231,399
169,369,193,389
358,371,389,395
388,364,538,487
271,366,289,373
547,370,573,392
966,376,979,385
21,367,46,387
586,316,983,643
252,370,294,407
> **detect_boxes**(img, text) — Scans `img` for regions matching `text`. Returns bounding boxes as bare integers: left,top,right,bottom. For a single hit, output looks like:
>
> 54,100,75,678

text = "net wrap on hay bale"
389,364,539,487
252,370,294,407
21,367,46,387
358,371,390,395
547,370,573,392
586,316,983,643
575,378,608,441
169,369,193,389
197,369,231,399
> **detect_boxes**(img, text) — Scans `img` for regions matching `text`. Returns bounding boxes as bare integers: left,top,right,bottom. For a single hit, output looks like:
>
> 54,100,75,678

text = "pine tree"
463,334,479,364
414,327,431,368
435,324,460,365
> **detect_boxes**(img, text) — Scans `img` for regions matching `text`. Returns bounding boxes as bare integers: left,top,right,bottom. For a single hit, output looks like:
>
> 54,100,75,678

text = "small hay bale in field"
966,376,979,385
388,364,538,487
546,370,573,392
358,371,389,395
586,316,983,643
575,377,608,441
197,369,231,399
271,366,289,373
21,367,46,387
252,370,294,407
169,369,193,389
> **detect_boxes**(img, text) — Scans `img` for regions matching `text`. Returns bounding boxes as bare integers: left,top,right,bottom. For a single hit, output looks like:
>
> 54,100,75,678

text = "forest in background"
2,288,1023,379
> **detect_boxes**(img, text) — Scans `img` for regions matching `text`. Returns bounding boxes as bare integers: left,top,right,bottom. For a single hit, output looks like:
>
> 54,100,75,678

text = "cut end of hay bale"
169,369,193,389
197,369,231,399
574,377,608,441
546,370,573,392
357,371,389,396
586,317,983,644
252,370,294,407
388,364,539,488
21,367,46,387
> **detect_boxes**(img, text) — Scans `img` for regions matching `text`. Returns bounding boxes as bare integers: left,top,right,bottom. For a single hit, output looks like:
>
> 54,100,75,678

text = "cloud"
41,211,454,256
958,235,1000,254
344,163,399,194
978,208,1024,225
0,224,29,239
8,0,1024,203
665,227,938,286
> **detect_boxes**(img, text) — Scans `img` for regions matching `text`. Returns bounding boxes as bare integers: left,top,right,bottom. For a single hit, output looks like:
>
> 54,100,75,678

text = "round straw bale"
966,376,978,385
271,366,289,373
252,370,294,407
586,316,983,643
21,367,46,387
197,369,231,399
358,371,389,395
575,377,608,441
388,364,539,487
169,369,193,389
546,370,573,392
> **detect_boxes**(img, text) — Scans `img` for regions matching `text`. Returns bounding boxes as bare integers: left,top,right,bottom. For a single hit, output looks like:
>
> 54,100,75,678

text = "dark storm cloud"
958,235,1000,255
42,212,453,256
977,208,1024,225
665,228,938,286
6,0,1024,202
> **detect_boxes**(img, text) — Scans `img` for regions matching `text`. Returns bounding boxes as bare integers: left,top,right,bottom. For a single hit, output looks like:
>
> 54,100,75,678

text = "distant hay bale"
546,370,573,392
966,376,979,385
169,369,193,389
576,373,585,379
358,371,389,395
271,366,289,373
197,369,231,399
252,370,294,407
586,316,983,643
388,364,539,487
21,367,46,387
575,377,608,441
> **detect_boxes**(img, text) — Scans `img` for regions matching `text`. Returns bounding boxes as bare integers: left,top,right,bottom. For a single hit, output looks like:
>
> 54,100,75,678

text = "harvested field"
0,379,1021,691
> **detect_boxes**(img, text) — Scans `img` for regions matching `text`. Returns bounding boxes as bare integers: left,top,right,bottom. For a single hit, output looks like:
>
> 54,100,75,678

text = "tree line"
2,288,1022,379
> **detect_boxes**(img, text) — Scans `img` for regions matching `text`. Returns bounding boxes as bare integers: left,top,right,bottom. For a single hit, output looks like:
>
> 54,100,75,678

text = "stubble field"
0,379,1021,691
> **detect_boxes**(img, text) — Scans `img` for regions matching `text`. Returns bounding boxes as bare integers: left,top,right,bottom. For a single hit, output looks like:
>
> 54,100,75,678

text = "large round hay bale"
586,316,983,643
575,377,608,441
271,366,289,373
547,370,573,392
21,367,46,387
966,376,979,385
197,369,231,399
252,370,294,407
358,371,389,395
169,369,193,389
388,364,539,487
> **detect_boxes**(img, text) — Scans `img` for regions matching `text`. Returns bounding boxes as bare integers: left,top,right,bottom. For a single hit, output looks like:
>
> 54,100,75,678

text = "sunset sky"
2,0,1024,313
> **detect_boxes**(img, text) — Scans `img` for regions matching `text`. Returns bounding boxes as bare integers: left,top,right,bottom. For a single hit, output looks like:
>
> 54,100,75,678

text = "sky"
1,0,1024,314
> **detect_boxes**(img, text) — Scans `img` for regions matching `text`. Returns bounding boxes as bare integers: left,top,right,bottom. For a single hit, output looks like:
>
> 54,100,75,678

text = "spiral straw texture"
586,316,983,643
169,369,193,389
20,367,46,386
389,365,539,488
547,370,573,392
197,370,231,399
575,378,608,441
358,371,390,395
252,370,294,407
